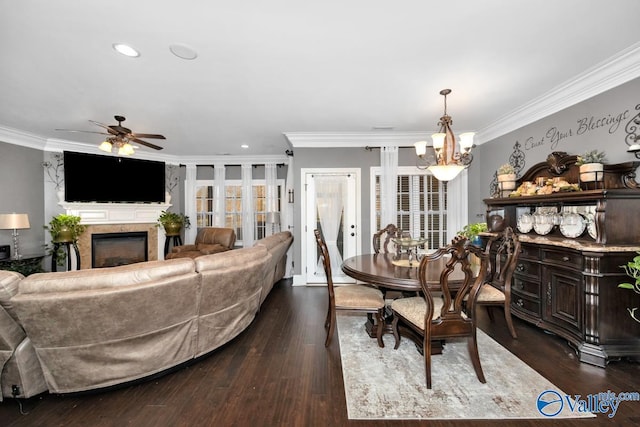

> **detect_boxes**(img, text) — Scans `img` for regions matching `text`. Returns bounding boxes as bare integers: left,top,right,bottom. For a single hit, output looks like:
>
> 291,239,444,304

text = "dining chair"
372,223,399,254
472,226,521,339
390,235,489,389
314,229,386,348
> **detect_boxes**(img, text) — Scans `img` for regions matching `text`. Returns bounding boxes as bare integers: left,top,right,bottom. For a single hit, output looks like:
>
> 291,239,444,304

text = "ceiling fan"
56,115,166,154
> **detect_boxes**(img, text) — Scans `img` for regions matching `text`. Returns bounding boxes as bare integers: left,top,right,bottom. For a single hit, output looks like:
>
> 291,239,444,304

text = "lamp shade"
431,133,446,150
266,212,281,224
98,140,113,153
0,213,30,230
414,140,428,157
459,132,475,151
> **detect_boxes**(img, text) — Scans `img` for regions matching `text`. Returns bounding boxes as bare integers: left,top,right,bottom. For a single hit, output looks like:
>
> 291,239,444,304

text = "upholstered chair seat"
392,296,468,330
334,285,385,310
475,283,506,302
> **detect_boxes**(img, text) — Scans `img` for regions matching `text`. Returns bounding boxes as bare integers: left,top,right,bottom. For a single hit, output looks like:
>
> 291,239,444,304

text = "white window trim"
370,166,468,251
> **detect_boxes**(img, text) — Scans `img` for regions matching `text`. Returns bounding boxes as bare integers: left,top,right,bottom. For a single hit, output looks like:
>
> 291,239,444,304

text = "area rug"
337,313,596,420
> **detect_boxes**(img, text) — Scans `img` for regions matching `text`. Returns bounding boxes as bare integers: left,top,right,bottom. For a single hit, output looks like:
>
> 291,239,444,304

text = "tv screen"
63,151,166,203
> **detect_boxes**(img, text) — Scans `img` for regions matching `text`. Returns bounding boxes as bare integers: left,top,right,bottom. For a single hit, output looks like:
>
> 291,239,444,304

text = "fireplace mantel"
60,202,171,225
60,202,172,262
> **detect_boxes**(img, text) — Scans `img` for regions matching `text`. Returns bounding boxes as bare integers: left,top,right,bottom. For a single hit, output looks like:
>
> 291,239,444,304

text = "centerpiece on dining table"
391,232,428,267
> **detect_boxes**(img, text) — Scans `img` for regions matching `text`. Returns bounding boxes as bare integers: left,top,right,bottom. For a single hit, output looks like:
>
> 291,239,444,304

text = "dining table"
341,252,470,292
341,252,476,353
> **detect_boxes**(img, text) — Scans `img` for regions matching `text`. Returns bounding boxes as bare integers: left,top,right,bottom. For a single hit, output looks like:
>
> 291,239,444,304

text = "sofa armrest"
171,244,197,253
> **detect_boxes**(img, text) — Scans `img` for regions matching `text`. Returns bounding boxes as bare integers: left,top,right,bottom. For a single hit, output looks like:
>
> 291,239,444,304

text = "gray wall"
0,142,45,257
470,77,640,221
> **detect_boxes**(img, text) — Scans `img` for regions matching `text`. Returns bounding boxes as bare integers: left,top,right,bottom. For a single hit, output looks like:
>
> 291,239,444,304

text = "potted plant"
46,214,86,243
458,222,488,246
496,163,517,195
576,150,606,182
618,251,640,323
157,210,191,236
45,214,86,266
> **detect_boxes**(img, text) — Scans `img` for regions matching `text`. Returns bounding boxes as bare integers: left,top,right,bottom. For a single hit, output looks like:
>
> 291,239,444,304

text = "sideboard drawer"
519,244,540,260
514,259,540,279
542,249,583,270
512,277,540,299
512,294,541,318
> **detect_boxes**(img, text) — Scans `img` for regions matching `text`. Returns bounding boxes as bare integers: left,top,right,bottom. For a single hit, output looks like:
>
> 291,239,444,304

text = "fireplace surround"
60,202,171,269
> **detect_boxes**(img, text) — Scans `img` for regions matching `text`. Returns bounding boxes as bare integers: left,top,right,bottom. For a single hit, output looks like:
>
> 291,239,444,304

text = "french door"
303,169,360,284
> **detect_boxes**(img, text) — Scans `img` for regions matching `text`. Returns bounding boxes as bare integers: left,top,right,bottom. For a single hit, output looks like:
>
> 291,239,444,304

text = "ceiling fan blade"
55,129,111,136
89,120,119,135
131,137,164,150
130,133,166,139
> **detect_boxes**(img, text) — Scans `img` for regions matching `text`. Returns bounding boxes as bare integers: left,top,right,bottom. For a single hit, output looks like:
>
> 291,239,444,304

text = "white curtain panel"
213,164,226,227
380,146,398,230
315,175,347,276
241,164,254,247
184,165,198,244
446,168,469,243
265,163,278,236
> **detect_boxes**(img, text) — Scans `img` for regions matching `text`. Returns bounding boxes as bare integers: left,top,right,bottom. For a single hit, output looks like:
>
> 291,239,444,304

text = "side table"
51,242,81,272
0,254,45,276
164,235,183,257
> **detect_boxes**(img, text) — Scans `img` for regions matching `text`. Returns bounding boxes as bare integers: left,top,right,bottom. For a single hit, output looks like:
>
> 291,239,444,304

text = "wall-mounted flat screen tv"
64,151,165,203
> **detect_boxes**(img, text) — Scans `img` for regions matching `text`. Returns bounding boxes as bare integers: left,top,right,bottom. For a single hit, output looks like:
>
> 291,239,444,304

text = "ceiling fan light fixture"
113,43,140,58
118,142,135,156
98,140,113,153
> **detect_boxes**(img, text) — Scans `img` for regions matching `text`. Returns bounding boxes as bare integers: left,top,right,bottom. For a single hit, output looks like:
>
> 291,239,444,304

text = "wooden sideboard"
484,152,640,367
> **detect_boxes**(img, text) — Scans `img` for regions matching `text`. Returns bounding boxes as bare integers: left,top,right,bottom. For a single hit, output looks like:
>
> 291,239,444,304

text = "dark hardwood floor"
2,280,639,426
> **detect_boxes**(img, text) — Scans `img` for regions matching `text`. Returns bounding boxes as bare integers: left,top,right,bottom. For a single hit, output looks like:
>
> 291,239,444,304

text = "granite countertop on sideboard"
479,232,640,253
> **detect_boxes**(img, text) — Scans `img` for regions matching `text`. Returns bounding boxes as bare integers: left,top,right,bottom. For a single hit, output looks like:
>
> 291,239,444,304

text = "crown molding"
476,41,640,144
284,131,437,148
0,125,46,150
178,154,290,166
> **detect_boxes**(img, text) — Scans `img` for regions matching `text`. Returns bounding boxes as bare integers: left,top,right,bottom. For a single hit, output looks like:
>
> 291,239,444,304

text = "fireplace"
61,201,171,268
92,232,148,268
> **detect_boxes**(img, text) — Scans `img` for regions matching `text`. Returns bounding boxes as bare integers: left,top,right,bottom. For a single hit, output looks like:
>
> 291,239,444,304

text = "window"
195,179,283,246
372,167,449,250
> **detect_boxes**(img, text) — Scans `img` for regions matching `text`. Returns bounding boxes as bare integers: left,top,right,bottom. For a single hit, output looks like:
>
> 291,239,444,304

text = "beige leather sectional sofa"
0,231,292,398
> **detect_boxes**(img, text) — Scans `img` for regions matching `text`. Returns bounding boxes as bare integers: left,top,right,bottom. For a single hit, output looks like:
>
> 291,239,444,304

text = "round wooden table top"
341,253,468,292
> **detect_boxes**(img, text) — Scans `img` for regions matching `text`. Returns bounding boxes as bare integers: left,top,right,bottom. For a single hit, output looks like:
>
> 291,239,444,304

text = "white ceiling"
1,1,639,162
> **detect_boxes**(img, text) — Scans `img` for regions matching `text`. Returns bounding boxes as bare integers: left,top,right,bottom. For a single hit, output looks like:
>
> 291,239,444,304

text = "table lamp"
0,213,30,260
266,212,281,233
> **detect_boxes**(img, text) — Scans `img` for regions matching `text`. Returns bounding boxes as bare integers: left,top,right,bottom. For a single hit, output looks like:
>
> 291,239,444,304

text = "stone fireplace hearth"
60,202,171,270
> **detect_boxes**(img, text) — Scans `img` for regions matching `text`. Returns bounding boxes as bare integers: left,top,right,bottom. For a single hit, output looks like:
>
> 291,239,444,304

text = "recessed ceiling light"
113,43,140,58
169,43,198,60
241,144,249,149
372,126,395,130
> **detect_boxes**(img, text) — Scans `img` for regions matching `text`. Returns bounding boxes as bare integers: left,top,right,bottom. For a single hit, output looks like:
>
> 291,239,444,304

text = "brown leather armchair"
166,227,236,259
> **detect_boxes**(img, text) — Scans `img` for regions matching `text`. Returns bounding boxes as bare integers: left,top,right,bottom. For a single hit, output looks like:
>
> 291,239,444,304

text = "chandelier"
98,136,135,156
414,89,475,181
